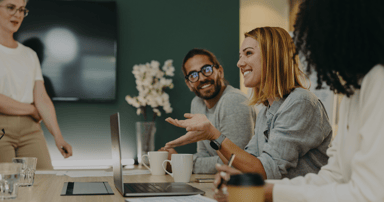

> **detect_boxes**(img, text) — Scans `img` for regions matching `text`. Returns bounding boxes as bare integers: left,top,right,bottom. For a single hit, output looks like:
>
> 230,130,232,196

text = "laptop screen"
110,113,124,194
109,113,205,197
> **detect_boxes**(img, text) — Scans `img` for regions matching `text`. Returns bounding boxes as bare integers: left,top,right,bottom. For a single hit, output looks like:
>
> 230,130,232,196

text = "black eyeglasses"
0,129,4,140
185,64,215,83
0,4,29,17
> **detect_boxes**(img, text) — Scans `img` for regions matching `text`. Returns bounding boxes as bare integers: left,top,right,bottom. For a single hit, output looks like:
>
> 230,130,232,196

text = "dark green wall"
42,0,240,162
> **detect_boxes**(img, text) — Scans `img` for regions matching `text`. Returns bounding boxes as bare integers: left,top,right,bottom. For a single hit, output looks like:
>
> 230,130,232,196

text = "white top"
271,64,384,202
0,42,43,104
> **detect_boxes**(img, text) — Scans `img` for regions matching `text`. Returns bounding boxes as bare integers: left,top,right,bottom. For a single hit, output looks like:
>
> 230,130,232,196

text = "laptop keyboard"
125,183,165,193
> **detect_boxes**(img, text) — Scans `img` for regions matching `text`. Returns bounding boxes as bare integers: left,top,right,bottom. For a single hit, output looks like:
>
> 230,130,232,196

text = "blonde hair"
245,27,308,106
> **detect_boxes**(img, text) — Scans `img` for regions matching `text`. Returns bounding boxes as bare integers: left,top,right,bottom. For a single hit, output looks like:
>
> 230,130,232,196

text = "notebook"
110,113,205,197
61,182,114,196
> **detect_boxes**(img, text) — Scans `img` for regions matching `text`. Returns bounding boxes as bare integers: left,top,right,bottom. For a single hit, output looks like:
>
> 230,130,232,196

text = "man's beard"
193,79,222,100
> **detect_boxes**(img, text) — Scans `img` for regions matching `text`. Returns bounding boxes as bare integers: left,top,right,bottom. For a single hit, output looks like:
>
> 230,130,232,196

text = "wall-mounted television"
15,0,117,102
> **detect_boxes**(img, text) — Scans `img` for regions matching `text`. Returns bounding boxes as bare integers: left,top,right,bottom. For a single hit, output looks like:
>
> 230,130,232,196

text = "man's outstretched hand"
164,113,220,149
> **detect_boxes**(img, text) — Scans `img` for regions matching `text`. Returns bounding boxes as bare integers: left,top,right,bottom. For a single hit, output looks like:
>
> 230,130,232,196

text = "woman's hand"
159,147,178,160
164,113,220,149
159,147,177,172
213,164,242,202
30,104,42,123
54,136,73,158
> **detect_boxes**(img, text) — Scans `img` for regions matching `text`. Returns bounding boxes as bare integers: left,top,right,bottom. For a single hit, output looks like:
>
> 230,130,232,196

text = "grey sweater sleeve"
193,92,256,174
258,98,332,179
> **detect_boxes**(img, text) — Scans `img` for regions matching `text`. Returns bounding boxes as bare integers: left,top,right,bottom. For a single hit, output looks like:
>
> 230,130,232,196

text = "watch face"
210,140,219,150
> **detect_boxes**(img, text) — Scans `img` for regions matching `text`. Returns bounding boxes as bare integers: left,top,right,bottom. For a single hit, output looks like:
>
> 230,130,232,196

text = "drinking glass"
12,157,37,187
0,163,22,200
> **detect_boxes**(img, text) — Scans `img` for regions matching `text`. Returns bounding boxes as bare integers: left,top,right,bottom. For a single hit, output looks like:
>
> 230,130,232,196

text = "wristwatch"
210,134,226,150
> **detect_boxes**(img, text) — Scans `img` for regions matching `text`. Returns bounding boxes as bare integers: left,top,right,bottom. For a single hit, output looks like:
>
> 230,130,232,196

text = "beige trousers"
0,114,53,170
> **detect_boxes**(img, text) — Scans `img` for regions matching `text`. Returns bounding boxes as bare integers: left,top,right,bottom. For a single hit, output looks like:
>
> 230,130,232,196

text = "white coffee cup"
142,151,169,175
162,154,193,183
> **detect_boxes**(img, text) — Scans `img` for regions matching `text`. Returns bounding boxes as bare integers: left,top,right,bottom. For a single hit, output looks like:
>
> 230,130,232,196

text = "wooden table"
12,170,216,202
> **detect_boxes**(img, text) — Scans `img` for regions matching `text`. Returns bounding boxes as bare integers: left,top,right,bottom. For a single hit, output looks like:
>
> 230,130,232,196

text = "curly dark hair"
181,48,221,76
293,0,384,96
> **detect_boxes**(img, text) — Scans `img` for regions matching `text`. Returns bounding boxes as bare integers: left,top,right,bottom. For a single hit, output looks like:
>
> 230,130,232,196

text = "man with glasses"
162,48,256,174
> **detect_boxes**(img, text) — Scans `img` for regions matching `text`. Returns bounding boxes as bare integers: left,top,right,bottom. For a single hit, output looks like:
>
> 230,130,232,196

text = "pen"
217,153,236,189
0,129,5,140
61,146,68,154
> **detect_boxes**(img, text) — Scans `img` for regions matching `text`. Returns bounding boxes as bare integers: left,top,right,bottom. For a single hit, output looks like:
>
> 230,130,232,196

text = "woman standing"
0,0,72,170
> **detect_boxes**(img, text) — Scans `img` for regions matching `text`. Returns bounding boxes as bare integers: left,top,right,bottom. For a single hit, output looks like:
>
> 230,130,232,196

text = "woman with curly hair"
214,0,384,201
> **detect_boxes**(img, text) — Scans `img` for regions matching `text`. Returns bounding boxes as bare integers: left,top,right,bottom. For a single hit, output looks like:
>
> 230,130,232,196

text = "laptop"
110,112,205,197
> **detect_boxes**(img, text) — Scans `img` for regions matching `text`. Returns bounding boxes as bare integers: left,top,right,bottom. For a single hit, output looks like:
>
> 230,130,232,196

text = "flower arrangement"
125,60,175,121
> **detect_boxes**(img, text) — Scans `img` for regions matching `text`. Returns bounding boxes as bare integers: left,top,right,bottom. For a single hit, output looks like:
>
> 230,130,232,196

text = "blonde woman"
216,0,384,201
164,27,332,180
0,0,72,170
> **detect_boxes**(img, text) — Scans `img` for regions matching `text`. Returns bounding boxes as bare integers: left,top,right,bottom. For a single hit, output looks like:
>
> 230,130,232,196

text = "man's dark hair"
182,48,221,76
293,0,384,96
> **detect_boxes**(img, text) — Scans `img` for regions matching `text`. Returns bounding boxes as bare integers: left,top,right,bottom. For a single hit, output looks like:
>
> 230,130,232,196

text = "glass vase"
136,121,156,165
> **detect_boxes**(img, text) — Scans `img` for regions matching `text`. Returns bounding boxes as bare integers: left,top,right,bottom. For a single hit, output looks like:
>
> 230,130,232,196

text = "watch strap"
216,134,226,145
210,134,226,150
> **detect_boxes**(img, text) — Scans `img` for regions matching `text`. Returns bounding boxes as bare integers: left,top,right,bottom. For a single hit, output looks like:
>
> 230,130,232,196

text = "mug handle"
141,154,151,172
162,160,173,177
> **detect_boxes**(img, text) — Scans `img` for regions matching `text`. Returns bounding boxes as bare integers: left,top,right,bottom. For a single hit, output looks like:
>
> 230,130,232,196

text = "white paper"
34,169,151,178
123,170,151,175
56,171,67,176
64,170,151,177
35,170,67,175
36,169,150,177
125,195,216,202
64,171,113,178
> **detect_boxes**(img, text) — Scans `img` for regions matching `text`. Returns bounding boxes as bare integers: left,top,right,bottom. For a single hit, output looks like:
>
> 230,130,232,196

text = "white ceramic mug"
142,151,169,175
162,154,193,182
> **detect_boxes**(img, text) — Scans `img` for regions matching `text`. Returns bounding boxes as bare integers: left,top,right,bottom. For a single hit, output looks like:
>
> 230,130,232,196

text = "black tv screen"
15,0,117,102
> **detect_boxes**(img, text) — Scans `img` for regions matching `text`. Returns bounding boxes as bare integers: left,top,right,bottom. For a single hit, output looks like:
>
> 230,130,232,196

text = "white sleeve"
273,66,384,202
33,52,43,81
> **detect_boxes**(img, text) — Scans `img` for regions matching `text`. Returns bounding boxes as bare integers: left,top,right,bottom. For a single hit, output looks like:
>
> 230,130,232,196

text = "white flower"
147,96,159,108
125,95,132,103
151,60,160,70
136,85,144,93
137,96,146,106
138,64,146,74
142,78,152,86
125,95,140,108
155,96,163,106
161,93,169,101
163,59,173,68
126,59,175,120
159,78,167,87
162,59,175,76
132,65,140,75
163,103,173,113
156,70,165,79
153,108,161,117
165,67,175,76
